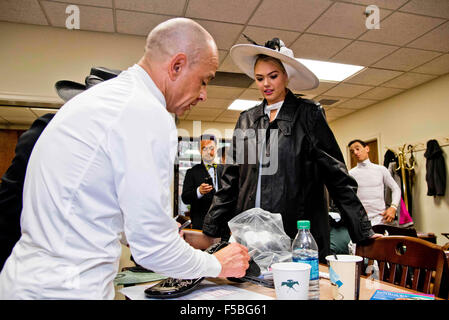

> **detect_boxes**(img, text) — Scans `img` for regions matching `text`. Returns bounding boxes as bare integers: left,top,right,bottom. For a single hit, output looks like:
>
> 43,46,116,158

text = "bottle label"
293,257,319,280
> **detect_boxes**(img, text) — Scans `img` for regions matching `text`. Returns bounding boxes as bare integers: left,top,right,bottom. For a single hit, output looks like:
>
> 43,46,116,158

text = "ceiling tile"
358,86,404,100
381,72,438,89
238,88,264,101
249,0,332,32
307,2,389,39
323,83,373,98
373,48,442,71
194,19,244,50
249,81,258,89
341,0,409,10
186,0,259,24
42,1,114,32
116,10,171,36
407,21,449,53
399,0,449,19
217,50,228,66
206,86,245,99
314,95,349,107
331,41,398,66
336,98,377,110
290,34,352,60
218,110,242,117
344,68,404,86
218,54,244,73
45,0,112,6
215,118,239,123
360,12,445,46
215,116,239,123
188,107,224,117
210,72,253,88
0,0,48,25
198,98,234,109
412,54,449,75
215,110,241,122
296,81,338,97
115,0,186,15
235,26,301,48
186,114,219,121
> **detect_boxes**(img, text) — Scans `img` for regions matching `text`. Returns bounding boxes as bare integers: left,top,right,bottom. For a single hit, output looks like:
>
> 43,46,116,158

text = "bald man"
0,18,250,299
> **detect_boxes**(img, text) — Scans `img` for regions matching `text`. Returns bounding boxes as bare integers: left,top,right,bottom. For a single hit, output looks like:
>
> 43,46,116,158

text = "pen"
178,219,191,232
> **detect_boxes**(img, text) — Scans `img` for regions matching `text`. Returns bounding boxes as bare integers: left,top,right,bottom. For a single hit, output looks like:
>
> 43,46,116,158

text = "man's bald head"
138,18,218,116
143,18,217,66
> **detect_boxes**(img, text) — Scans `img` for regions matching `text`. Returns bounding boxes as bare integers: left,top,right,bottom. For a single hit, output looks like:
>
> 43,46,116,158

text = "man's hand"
199,183,213,195
214,243,250,278
380,207,396,223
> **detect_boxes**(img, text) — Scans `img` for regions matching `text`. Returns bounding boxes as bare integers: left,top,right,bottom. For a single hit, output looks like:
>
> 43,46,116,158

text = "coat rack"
385,134,449,212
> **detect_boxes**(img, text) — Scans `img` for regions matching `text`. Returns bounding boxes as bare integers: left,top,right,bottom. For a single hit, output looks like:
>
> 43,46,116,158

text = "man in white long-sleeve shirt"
0,18,249,299
348,139,401,226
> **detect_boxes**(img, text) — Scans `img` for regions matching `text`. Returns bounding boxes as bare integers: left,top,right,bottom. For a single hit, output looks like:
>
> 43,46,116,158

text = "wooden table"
208,264,433,300
116,264,436,300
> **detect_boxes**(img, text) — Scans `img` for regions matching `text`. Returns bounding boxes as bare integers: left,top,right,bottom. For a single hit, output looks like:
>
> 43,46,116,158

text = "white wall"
329,73,449,245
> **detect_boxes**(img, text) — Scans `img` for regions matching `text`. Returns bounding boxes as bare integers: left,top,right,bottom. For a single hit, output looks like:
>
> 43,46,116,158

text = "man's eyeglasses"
202,146,215,152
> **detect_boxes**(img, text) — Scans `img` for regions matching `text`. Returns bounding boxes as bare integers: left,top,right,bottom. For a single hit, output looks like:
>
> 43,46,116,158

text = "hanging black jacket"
0,113,55,270
202,90,374,262
424,139,446,196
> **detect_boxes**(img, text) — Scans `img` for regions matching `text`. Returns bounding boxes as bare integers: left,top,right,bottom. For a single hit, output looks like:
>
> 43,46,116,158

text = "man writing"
348,139,401,226
0,18,249,299
182,135,222,230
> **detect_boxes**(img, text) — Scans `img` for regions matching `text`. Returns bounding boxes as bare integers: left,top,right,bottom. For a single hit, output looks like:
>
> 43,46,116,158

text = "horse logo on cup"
281,279,300,291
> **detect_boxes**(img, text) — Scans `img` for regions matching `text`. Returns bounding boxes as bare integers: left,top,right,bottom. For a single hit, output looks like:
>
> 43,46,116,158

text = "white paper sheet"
120,280,274,300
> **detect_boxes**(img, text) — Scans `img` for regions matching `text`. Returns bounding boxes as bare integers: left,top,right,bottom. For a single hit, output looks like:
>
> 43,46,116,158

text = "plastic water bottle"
291,220,320,300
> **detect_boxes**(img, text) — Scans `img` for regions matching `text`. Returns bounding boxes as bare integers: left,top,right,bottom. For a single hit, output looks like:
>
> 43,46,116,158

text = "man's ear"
168,53,187,81
366,145,370,153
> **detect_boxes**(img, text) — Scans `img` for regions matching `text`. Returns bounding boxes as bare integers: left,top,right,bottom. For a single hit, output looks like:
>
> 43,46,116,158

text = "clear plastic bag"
228,208,292,273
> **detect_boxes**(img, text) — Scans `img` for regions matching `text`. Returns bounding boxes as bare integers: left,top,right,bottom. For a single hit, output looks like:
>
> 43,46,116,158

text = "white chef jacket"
0,64,221,299
349,159,401,226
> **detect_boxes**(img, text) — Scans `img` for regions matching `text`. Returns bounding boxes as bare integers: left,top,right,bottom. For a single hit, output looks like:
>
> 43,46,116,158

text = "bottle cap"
297,220,310,229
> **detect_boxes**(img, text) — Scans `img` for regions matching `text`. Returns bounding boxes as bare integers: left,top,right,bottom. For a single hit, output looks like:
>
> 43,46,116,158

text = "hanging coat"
424,139,446,196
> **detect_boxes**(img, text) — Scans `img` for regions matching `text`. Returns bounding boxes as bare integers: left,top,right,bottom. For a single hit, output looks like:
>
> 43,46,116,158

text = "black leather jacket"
202,90,373,261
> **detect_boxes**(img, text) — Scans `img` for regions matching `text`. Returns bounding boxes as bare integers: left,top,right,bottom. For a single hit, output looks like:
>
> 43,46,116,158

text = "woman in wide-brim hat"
202,37,377,269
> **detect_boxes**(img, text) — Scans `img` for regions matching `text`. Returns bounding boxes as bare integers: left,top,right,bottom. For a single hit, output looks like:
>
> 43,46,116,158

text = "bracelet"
390,204,398,210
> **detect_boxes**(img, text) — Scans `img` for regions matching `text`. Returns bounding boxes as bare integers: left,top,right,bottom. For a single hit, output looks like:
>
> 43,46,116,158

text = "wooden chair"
356,236,446,298
372,224,418,237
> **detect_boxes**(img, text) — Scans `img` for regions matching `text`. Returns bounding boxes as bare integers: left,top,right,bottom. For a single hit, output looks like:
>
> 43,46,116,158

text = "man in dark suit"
182,135,222,230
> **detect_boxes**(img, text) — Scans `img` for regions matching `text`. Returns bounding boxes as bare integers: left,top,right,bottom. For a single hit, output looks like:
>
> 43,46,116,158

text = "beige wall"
329,73,449,245
0,21,144,102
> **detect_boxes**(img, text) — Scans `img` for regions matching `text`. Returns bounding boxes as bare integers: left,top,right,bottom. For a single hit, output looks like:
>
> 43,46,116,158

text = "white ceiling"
1,0,449,125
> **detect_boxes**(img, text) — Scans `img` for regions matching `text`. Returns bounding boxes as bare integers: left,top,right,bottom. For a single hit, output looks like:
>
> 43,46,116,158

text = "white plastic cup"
271,262,311,300
325,255,363,300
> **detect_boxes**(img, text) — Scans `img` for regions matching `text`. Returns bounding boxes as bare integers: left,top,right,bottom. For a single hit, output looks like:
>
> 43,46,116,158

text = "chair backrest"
356,236,446,297
371,224,418,237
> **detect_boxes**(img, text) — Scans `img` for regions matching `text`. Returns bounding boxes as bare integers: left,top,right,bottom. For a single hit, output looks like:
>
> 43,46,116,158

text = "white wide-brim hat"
230,39,319,92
